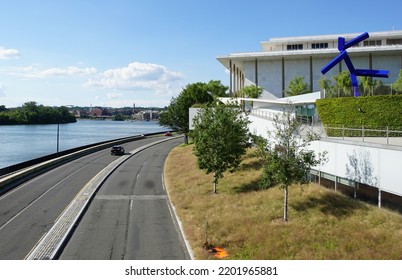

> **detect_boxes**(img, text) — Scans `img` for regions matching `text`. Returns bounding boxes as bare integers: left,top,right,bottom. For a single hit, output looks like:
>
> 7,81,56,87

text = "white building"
216,31,402,210
217,30,402,99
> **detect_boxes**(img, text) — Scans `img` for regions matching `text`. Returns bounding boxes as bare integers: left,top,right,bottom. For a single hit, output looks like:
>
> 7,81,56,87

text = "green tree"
285,76,310,96
159,82,214,144
112,113,125,121
359,76,384,96
333,71,352,97
393,69,402,94
205,80,229,100
318,76,334,98
255,105,327,221
192,102,251,194
240,84,263,109
0,102,76,125
240,84,263,98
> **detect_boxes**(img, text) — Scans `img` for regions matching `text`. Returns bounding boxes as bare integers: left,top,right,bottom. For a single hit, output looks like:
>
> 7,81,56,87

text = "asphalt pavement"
58,137,190,260
0,136,188,260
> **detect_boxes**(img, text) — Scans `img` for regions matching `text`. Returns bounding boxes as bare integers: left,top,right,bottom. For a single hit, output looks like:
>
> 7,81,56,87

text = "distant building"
217,30,402,98
142,110,159,121
89,107,103,117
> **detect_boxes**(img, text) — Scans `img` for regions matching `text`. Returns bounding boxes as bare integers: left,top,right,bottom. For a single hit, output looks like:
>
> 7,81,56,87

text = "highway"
59,137,190,260
0,135,189,260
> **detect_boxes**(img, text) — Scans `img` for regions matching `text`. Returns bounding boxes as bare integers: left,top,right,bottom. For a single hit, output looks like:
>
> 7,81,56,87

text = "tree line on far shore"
0,101,76,125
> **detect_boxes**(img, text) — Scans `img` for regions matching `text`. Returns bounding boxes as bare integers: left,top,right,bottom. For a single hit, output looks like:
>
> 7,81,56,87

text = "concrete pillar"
282,57,285,97
255,58,258,86
237,68,240,95
378,188,382,208
229,60,233,96
310,56,313,92
334,175,337,191
369,53,373,69
233,64,237,96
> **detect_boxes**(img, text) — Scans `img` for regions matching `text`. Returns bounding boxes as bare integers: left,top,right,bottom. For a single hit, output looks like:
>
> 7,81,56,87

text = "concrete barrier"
0,133,169,194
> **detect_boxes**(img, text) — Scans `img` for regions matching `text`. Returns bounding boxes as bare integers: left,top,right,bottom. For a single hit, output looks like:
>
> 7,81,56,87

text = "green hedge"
316,95,402,137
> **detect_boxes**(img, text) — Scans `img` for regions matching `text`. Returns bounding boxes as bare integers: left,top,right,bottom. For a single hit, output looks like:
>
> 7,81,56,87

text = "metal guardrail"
250,109,402,147
323,126,402,145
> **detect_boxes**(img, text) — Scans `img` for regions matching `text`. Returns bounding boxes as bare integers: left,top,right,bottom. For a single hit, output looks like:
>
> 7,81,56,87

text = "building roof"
217,30,402,71
261,30,402,44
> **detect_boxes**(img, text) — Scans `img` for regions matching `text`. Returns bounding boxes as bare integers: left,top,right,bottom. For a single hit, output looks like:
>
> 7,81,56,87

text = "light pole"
57,122,60,157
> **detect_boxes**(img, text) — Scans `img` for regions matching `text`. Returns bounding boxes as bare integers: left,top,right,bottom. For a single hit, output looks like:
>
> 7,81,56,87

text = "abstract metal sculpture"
321,32,389,97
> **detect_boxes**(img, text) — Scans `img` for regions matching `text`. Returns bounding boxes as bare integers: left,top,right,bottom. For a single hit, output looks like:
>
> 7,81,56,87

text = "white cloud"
0,83,6,96
21,66,97,78
106,92,123,99
85,62,184,95
0,47,20,59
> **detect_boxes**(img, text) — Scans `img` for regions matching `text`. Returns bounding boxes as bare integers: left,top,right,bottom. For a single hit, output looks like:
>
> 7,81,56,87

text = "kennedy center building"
217,30,402,98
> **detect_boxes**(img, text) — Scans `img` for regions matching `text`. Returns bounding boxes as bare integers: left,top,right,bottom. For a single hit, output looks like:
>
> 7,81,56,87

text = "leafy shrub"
316,95,402,136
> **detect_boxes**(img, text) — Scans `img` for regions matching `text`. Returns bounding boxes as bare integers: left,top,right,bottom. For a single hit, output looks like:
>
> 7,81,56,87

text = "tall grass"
164,144,402,259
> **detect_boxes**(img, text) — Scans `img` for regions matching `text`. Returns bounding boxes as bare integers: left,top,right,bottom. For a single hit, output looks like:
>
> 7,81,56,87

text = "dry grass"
164,144,402,260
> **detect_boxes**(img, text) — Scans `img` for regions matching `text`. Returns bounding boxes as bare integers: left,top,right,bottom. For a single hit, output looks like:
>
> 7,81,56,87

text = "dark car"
164,132,173,136
111,145,125,155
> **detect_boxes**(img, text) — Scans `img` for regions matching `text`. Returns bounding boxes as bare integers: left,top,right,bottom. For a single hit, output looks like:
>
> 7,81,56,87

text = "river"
0,119,168,169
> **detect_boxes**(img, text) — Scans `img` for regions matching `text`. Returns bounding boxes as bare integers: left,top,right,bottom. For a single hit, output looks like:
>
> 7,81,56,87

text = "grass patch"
164,144,402,259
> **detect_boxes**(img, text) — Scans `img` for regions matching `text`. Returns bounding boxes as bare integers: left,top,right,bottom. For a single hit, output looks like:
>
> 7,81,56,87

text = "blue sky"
0,0,401,108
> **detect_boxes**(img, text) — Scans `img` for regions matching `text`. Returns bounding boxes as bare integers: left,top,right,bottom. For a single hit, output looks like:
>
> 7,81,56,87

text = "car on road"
164,132,173,136
111,145,125,155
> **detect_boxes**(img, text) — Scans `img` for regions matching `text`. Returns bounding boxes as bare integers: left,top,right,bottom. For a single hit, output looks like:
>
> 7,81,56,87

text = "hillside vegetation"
164,144,402,259
0,102,76,125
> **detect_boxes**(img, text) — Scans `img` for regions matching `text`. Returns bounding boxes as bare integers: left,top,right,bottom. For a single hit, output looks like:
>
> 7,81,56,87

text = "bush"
316,95,402,136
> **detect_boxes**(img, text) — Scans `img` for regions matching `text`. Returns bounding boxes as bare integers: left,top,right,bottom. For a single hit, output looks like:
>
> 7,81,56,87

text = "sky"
0,0,401,108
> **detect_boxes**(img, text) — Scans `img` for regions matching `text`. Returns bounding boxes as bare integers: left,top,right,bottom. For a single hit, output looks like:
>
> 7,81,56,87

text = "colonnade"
228,60,245,97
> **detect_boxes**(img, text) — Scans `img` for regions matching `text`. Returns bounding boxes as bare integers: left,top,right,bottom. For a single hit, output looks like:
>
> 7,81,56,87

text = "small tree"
192,102,251,193
256,105,327,221
333,71,352,97
285,76,310,96
318,76,334,98
240,85,263,109
393,69,402,94
360,76,383,96
240,85,263,99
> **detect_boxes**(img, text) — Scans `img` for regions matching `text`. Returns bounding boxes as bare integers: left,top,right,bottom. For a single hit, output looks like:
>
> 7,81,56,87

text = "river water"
0,119,168,169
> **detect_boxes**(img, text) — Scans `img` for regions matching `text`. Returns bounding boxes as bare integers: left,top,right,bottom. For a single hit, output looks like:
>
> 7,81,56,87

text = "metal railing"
323,125,402,146
250,109,402,147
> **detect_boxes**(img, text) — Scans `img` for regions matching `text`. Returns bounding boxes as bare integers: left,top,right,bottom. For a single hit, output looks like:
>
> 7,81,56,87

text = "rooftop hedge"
316,95,402,136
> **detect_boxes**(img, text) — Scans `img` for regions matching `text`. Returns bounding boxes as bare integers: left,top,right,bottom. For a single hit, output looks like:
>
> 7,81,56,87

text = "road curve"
0,135,182,260
58,137,190,260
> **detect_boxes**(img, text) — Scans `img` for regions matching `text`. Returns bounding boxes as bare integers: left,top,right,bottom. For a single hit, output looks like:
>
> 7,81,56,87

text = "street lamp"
57,122,60,157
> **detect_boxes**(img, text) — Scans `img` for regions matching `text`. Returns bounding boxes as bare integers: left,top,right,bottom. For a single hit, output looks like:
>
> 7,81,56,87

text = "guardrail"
0,132,170,195
323,126,402,145
250,109,402,147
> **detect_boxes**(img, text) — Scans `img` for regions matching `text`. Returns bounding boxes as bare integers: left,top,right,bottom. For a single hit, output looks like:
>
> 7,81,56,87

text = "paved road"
59,137,190,260
0,136,183,260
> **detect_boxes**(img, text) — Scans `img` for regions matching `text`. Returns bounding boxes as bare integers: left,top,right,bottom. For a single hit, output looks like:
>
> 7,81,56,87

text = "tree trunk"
184,133,188,144
283,185,288,222
213,173,217,194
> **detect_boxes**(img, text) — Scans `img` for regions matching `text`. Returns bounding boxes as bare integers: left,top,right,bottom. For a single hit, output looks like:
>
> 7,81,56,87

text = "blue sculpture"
321,32,389,97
